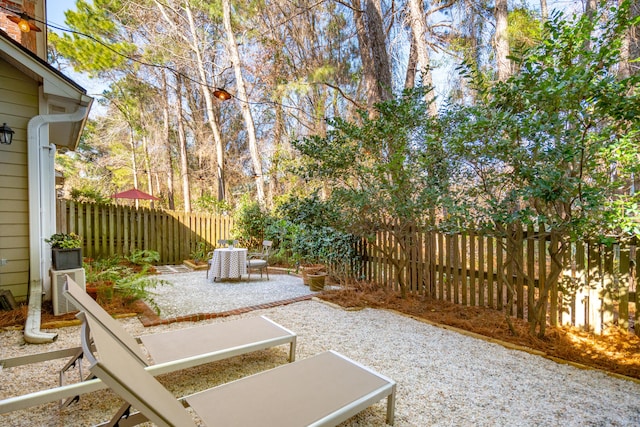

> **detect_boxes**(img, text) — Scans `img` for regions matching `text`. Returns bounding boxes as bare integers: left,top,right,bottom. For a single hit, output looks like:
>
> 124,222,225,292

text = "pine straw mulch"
0,295,148,330
317,281,640,381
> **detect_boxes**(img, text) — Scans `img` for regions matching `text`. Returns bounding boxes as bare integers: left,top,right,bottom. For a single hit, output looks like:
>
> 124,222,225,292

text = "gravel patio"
1,269,640,426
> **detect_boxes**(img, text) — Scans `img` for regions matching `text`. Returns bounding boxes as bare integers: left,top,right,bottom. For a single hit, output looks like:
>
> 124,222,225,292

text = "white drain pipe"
24,107,88,344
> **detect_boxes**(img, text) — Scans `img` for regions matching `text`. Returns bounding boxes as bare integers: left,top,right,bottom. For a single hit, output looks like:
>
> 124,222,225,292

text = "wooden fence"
56,201,638,334
56,200,233,264
358,226,639,335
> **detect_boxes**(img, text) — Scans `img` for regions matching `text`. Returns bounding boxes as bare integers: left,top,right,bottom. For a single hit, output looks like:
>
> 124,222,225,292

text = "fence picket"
461,231,467,305
469,229,476,306
619,246,630,330
602,244,616,328
527,224,535,323
478,234,484,307
516,225,524,319
438,233,444,300
485,235,492,308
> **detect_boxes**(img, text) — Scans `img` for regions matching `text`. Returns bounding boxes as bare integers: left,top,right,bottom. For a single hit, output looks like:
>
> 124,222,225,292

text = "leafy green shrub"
70,187,110,204
264,219,303,266
46,233,83,249
190,242,212,262
126,249,160,266
115,268,170,315
192,193,232,214
84,255,168,314
232,195,271,249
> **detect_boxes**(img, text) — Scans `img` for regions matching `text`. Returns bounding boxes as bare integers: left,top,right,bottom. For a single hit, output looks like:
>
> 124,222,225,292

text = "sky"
46,1,107,116
46,0,79,30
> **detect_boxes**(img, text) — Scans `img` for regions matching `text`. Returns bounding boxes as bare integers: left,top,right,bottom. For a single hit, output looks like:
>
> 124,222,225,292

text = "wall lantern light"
0,123,15,145
213,88,232,101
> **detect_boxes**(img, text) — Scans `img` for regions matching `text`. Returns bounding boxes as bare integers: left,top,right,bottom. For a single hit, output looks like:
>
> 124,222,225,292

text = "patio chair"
80,311,396,427
247,240,272,280
61,276,296,382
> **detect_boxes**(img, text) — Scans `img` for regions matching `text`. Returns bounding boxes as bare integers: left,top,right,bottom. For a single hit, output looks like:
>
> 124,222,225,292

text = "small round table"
209,248,247,281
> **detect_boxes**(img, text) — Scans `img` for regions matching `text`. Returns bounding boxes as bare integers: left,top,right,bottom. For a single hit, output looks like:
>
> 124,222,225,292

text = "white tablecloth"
209,248,247,281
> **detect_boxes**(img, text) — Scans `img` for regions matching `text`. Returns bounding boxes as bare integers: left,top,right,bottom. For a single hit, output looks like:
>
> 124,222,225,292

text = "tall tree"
406,0,438,115
154,0,227,201
352,0,393,115
494,0,511,81
619,0,639,79
221,0,265,204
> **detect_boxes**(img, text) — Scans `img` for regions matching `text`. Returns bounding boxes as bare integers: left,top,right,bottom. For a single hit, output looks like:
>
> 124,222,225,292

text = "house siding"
0,58,38,301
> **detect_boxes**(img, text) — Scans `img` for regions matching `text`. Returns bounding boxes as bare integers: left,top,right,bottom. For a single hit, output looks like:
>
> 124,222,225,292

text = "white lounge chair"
63,276,297,371
0,276,297,413
80,311,396,426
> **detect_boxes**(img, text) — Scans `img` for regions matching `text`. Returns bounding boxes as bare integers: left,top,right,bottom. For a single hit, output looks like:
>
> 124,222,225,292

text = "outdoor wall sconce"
213,88,232,101
0,123,15,145
7,12,42,33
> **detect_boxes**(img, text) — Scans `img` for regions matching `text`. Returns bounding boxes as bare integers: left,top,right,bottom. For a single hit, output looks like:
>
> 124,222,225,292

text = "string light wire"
0,4,310,112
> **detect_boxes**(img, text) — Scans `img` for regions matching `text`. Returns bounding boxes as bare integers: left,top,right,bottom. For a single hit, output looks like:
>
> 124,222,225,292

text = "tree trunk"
176,75,191,212
221,0,265,204
141,134,155,208
269,95,286,205
619,0,639,79
494,0,511,81
407,0,438,115
404,36,418,90
183,2,226,201
365,0,393,101
352,0,380,115
585,0,598,19
128,125,139,209
530,232,567,338
161,71,175,210
540,0,548,20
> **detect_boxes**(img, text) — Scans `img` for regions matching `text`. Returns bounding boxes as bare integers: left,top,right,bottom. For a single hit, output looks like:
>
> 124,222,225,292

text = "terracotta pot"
86,280,114,302
308,273,326,291
85,286,98,300
301,265,325,286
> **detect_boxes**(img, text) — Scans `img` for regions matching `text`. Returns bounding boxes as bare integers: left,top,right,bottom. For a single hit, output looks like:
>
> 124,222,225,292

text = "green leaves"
441,1,640,241
49,0,136,75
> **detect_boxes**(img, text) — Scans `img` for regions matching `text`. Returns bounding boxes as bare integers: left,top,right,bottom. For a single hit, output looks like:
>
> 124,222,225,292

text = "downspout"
24,107,88,344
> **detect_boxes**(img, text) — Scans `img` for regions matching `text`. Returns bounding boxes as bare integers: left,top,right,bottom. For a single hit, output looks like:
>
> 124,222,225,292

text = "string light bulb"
7,12,42,33
213,88,232,101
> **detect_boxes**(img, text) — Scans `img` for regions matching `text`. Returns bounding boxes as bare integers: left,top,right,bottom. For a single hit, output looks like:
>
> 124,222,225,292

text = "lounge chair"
80,311,396,426
63,276,297,373
0,275,296,414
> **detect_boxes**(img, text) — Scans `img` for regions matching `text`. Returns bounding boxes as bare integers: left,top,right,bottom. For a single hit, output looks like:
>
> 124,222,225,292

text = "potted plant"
301,264,325,286
46,233,83,270
307,271,327,291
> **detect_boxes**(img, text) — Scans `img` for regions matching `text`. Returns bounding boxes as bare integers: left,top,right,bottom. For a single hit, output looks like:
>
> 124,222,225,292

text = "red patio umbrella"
111,188,160,200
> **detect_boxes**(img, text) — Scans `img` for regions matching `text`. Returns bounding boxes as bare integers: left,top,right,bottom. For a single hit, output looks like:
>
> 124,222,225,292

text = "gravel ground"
151,271,317,318
1,270,640,426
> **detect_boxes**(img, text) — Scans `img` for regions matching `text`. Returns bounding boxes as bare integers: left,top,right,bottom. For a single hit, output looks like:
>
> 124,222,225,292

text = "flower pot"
308,273,326,291
85,286,98,300
52,248,83,270
301,264,325,286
